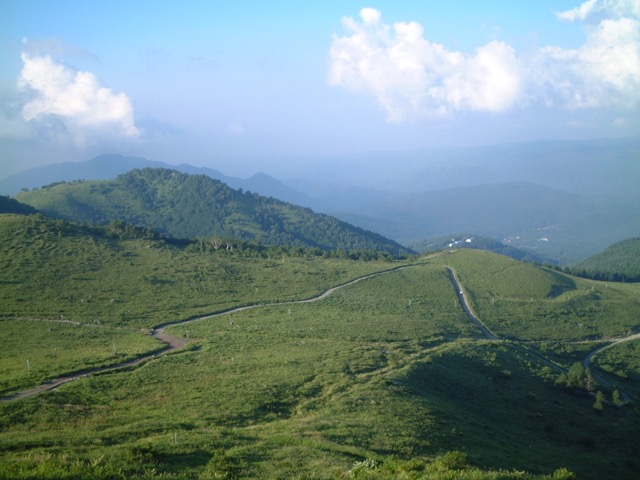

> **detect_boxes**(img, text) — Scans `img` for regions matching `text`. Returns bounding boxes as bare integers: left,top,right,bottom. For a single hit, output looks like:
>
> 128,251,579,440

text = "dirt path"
447,267,498,340
7,262,637,404
447,266,637,403
583,332,640,369
2,264,416,402
581,333,640,403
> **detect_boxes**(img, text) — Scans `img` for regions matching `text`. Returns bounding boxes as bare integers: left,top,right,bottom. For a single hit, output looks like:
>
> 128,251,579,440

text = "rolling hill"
14,168,410,255
1,213,639,478
410,233,549,263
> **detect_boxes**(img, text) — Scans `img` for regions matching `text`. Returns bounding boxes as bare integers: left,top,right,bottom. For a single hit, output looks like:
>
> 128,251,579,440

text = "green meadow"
1,214,639,479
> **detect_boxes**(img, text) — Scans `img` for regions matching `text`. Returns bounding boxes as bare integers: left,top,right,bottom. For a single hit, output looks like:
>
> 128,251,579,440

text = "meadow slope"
1,215,639,479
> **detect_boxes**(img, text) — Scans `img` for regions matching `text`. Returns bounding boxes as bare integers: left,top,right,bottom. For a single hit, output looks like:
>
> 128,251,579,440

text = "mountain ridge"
0,153,311,207
5,136,639,264
15,167,410,255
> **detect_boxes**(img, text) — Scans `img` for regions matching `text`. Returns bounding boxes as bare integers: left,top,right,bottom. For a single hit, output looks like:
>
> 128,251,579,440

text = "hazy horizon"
2,1,639,179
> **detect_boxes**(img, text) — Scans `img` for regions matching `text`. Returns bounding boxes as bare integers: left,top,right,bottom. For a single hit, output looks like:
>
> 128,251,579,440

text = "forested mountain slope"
571,237,640,282
0,195,38,215
15,168,409,255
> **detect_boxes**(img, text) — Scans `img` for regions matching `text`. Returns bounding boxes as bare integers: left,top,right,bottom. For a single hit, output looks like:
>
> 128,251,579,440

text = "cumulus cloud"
556,0,640,21
556,0,600,21
534,12,640,109
329,4,640,122
329,9,522,121
18,53,140,145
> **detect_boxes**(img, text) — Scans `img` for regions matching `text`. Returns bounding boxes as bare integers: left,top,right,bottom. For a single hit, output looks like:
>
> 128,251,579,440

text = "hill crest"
15,168,410,255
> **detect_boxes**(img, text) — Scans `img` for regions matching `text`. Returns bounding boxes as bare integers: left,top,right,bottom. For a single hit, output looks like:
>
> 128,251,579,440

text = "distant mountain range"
0,153,310,206
15,168,410,256
4,137,639,264
332,181,640,264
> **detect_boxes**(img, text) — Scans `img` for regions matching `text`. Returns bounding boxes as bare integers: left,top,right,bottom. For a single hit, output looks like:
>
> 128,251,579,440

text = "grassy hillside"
15,168,409,255
0,214,396,331
447,249,640,340
1,214,639,479
571,237,640,282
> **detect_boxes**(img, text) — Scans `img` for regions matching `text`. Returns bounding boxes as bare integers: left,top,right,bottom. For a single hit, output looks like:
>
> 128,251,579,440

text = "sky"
1,0,639,179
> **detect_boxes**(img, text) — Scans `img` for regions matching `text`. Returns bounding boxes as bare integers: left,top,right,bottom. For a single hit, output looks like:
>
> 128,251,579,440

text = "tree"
555,373,568,386
566,362,586,389
584,368,595,392
593,390,605,413
612,389,623,407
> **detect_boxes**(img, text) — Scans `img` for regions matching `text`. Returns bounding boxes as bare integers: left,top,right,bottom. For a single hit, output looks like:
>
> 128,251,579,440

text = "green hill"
1,214,640,479
571,237,640,282
411,233,549,263
15,168,409,255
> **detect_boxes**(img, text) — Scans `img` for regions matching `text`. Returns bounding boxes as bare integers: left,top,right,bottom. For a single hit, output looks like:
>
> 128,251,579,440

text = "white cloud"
18,53,140,145
557,0,640,21
533,16,640,109
330,5,640,122
328,9,522,121
556,0,600,21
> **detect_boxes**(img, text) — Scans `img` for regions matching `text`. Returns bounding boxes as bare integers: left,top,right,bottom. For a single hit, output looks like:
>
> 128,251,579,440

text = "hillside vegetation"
570,237,640,282
15,168,409,255
0,195,37,215
1,214,639,479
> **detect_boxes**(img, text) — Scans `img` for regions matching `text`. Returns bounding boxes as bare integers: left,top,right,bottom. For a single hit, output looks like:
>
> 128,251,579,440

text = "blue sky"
1,0,639,178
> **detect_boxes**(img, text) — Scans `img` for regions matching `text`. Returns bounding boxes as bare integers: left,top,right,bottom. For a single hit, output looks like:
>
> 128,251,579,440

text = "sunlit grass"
1,218,638,479
0,319,161,396
445,249,640,340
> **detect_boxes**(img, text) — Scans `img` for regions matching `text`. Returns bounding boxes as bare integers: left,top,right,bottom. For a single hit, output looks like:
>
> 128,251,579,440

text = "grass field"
1,214,639,479
0,319,161,396
447,249,640,340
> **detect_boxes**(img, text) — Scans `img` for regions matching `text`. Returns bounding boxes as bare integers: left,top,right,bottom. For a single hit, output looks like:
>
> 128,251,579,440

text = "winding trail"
448,266,565,373
447,267,498,340
582,333,640,403
447,266,637,403
583,333,640,370
2,264,415,402
5,262,638,404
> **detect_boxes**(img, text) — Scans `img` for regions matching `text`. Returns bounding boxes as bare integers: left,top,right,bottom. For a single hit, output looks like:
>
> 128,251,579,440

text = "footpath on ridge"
1,264,415,402
447,266,635,404
4,262,636,404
